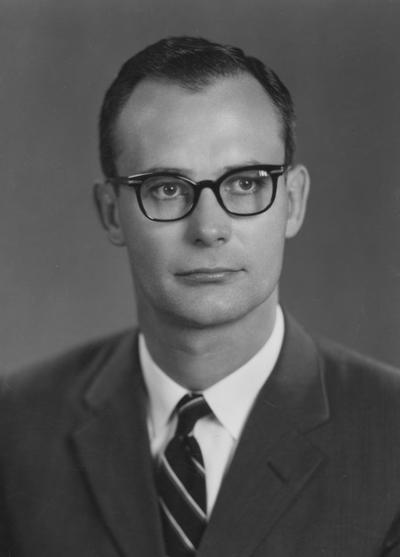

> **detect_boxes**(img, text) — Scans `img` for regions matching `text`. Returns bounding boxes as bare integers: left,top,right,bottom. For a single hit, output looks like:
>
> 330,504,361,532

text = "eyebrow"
138,160,264,177
139,166,191,175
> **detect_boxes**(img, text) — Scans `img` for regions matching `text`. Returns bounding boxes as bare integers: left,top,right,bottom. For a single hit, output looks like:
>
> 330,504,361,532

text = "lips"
176,267,242,283
178,267,239,275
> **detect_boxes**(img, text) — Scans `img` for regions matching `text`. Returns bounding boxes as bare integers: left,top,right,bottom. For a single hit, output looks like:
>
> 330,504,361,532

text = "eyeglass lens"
140,168,275,220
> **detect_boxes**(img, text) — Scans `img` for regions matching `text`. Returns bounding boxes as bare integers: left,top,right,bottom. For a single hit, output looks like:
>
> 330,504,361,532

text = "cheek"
125,230,166,277
119,209,180,280
245,207,287,257
242,210,288,284
253,235,285,277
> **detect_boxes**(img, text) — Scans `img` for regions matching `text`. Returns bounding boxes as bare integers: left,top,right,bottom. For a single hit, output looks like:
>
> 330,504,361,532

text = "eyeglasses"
107,164,286,222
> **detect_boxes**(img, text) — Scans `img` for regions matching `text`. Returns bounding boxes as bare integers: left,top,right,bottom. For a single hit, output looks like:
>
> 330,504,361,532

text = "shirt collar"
140,306,285,441
139,336,186,440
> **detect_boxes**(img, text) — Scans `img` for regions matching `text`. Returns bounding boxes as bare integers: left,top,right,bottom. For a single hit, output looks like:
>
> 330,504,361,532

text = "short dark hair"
99,36,296,178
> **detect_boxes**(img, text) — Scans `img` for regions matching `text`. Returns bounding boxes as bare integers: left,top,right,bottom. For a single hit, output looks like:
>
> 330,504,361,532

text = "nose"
186,187,233,247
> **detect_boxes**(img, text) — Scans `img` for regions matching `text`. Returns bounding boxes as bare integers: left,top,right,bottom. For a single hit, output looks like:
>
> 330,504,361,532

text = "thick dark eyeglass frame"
107,164,287,222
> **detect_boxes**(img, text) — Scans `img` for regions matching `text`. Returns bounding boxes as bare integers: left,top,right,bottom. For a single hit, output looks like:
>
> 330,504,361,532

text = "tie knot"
175,393,211,437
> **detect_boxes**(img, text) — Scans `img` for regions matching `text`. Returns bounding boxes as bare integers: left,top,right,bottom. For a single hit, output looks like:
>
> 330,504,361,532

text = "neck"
137,295,279,391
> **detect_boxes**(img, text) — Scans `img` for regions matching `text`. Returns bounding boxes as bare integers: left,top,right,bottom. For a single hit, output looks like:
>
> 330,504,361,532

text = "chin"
165,292,272,330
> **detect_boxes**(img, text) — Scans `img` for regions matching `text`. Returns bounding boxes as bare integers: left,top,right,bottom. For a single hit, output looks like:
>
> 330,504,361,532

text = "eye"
234,178,258,192
223,176,264,195
142,178,191,201
157,183,181,198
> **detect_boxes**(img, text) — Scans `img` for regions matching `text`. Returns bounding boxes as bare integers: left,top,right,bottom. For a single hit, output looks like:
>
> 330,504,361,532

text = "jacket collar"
260,311,329,433
72,331,165,557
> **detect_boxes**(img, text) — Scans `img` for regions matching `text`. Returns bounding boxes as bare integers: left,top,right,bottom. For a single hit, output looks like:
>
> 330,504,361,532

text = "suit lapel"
71,332,165,557
198,315,330,557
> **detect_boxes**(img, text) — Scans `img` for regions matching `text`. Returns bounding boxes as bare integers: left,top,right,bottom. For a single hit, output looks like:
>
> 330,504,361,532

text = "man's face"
100,74,308,329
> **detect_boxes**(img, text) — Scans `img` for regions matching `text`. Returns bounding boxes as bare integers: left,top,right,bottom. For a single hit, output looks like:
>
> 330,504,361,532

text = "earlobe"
93,182,126,246
284,164,310,239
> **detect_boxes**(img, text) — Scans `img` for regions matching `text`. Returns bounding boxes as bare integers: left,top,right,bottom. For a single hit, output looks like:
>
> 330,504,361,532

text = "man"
1,36,400,556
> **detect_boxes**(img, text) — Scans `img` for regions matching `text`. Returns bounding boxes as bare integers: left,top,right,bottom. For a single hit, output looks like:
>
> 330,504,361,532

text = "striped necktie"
157,393,212,556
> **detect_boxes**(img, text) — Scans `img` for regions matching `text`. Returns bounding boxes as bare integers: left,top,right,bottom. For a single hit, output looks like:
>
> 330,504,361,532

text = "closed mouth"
176,267,241,276
175,267,243,283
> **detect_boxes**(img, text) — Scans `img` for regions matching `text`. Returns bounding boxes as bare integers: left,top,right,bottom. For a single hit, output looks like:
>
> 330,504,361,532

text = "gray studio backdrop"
1,0,399,370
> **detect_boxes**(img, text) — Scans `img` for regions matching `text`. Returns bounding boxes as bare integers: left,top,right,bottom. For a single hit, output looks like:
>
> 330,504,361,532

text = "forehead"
114,74,284,174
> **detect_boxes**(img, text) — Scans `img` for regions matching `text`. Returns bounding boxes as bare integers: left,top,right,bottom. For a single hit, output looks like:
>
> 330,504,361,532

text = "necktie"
157,393,212,556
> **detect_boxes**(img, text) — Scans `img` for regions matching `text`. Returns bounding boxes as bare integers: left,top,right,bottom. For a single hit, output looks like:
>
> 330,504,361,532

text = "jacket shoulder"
0,329,136,411
317,336,400,381
316,336,400,411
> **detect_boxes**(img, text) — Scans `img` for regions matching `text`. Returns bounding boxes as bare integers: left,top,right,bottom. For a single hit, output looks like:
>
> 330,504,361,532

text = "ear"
284,164,310,239
93,182,125,246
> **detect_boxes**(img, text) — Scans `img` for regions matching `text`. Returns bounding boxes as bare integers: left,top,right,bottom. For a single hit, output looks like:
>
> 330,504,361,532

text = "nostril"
194,235,227,246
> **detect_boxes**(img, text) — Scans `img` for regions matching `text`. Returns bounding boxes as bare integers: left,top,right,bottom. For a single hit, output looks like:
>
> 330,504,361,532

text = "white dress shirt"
139,306,285,516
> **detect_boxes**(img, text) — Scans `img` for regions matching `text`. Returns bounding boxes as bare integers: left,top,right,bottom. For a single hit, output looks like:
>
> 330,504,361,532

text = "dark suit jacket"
2,314,400,556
